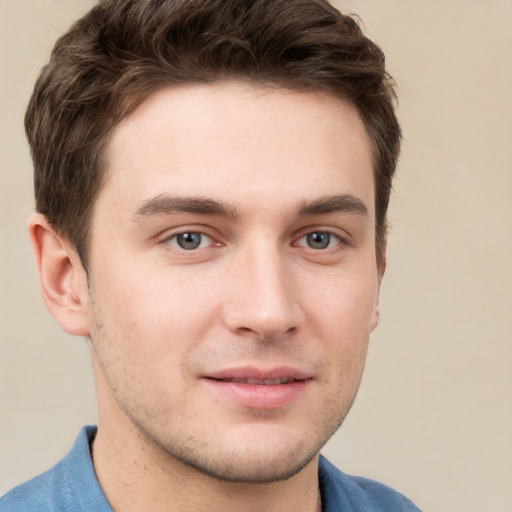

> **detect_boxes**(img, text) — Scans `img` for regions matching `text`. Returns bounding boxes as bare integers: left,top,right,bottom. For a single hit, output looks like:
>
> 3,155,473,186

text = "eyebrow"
133,195,239,220
133,193,368,222
296,195,369,218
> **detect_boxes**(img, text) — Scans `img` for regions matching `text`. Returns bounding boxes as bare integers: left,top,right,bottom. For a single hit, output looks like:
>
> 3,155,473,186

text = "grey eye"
175,232,204,250
306,232,332,249
295,231,341,251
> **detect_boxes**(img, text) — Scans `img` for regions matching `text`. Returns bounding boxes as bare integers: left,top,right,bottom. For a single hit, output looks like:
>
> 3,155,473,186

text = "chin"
159,421,338,484
174,442,319,484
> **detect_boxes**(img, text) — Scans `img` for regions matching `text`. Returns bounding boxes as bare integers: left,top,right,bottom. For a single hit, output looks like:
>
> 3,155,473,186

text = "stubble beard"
118,382,359,485
87,292,367,485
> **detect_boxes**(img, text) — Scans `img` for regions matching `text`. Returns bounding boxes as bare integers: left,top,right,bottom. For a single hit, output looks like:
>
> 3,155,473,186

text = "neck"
91,421,322,512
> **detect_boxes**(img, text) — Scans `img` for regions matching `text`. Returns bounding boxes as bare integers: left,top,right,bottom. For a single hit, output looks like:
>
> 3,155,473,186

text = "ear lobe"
28,213,90,337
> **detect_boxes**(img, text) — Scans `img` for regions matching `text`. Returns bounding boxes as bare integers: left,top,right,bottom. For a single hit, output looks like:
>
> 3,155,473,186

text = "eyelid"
292,226,351,247
158,225,222,248
294,233,343,253
167,232,213,250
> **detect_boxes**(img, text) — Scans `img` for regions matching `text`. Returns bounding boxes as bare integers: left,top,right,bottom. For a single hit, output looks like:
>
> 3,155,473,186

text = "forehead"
100,81,374,218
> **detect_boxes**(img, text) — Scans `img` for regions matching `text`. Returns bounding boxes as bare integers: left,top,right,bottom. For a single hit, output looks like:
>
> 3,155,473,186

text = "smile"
202,367,312,409
213,377,298,385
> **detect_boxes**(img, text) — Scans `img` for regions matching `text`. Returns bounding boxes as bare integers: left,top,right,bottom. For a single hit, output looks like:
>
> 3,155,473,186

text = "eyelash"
163,230,219,251
162,228,347,254
293,231,344,251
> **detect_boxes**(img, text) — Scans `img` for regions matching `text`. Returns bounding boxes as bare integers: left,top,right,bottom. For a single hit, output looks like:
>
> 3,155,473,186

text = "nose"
222,244,303,341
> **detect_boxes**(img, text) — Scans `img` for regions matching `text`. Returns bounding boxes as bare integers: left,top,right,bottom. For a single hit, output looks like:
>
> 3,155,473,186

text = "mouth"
210,377,299,385
202,367,312,409
204,366,311,384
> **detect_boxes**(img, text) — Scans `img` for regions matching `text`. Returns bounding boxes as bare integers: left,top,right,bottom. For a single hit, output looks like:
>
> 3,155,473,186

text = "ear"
370,248,387,333
28,213,90,337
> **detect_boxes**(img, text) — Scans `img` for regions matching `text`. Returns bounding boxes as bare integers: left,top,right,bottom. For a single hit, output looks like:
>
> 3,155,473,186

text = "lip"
202,366,313,410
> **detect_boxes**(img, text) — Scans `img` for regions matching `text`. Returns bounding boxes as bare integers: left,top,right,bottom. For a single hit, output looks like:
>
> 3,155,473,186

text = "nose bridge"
223,237,300,340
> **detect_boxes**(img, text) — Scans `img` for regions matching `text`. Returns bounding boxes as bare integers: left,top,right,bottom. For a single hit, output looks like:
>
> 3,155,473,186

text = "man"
0,0,420,510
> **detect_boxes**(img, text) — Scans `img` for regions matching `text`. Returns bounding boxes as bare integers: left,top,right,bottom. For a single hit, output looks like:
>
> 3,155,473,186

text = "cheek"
304,272,377,374
305,271,379,333
88,266,222,364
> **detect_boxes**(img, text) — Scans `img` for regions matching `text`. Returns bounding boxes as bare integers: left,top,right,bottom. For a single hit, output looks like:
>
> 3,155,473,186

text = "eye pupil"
307,232,330,249
177,233,202,250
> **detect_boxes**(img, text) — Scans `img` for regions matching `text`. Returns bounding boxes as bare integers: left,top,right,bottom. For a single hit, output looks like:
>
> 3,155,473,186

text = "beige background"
1,0,511,510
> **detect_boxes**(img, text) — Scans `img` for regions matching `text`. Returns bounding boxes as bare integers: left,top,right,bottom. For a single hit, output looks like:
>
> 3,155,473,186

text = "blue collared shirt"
0,426,420,511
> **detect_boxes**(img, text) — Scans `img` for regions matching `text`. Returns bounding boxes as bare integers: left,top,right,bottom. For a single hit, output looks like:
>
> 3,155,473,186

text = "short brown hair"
26,0,401,267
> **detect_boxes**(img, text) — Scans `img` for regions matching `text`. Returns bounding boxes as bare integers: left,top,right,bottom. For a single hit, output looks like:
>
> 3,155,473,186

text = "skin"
30,81,384,512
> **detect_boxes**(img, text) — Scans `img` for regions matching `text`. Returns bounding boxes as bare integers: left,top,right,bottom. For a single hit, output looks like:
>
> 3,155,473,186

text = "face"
83,82,382,483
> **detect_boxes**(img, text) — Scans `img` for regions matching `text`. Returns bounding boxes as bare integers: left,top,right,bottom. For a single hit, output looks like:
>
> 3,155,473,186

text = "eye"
167,232,213,250
296,231,341,250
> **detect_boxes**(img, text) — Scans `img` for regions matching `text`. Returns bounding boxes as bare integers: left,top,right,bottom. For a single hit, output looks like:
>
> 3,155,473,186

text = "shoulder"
319,456,422,512
0,426,110,512
0,460,74,512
